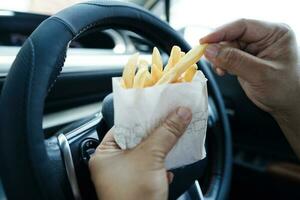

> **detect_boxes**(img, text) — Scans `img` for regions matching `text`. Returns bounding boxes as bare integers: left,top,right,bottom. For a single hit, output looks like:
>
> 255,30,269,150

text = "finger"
208,41,239,76
204,44,267,82
209,63,226,76
216,67,226,76
219,41,246,50
97,128,121,151
167,171,174,184
200,19,275,44
141,107,192,157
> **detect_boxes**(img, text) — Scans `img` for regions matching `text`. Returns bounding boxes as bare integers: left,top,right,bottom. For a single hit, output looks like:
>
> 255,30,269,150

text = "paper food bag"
112,72,208,170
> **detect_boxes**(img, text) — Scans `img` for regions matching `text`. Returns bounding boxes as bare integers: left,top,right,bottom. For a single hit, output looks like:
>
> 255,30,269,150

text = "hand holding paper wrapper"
112,45,208,169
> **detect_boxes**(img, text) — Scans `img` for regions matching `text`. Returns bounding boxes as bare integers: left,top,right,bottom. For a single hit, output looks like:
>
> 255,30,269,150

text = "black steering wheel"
0,1,232,200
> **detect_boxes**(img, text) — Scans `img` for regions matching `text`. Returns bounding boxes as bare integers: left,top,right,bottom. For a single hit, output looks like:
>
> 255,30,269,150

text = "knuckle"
237,18,248,26
223,48,237,61
218,47,239,69
148,147,165,162
235,18,249,30
163,118,183,138
139,145,165,169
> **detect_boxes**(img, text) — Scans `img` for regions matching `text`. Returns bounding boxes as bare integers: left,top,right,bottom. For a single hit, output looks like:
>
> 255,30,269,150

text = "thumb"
141,107,192,157
204,44,267,82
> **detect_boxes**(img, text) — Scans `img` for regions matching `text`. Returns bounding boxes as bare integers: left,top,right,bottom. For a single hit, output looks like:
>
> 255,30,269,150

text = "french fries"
138,59,149,69
151,47,163,82
133,67,148,88
151,64,163,83
122,53,139,88
163,45,181,72
120,78,126,88
180,51,185,58
156,44,207,85
138,59,154,87
121,44,207,89
151,47,163,71
183,64,198,82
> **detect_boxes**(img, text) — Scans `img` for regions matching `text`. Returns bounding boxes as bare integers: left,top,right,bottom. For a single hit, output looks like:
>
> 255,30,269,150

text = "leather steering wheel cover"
0,1,232,199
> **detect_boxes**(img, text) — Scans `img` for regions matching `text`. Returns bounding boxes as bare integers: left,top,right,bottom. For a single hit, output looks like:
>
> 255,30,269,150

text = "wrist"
272,106,300,133
92,178,167,200
272,107,300,158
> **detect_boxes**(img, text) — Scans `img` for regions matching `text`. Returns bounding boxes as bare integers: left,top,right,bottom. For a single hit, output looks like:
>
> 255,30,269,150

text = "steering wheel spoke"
54,113,102,200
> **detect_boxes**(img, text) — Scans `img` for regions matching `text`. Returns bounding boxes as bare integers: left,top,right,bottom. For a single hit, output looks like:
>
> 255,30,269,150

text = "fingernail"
205,44,220,60
176,107,192,121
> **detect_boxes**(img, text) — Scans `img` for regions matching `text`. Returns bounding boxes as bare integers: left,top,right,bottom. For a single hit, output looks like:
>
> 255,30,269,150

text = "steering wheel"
0,1,232,200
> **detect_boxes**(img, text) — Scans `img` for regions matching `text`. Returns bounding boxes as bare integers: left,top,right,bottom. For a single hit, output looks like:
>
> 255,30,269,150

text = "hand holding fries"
113,45,209,169
121,44,207,88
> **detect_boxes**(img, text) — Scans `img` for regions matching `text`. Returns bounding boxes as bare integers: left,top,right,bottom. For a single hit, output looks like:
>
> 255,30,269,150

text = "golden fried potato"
156,44,207,85
122,53,139,88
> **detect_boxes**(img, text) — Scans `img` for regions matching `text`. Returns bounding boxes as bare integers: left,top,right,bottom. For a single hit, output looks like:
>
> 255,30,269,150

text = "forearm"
273,108,300,159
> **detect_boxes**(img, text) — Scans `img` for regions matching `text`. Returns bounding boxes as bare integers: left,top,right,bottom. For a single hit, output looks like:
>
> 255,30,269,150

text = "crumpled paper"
112,72,208,169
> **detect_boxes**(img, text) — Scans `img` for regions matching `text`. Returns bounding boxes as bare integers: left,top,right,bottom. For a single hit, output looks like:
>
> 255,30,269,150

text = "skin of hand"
89,107,192,200
200,19,300,158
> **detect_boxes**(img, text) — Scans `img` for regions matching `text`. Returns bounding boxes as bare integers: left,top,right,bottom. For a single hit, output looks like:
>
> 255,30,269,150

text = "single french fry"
184,64,198,82
164,45,181,72
173,45,206,76
152,47,163,71
171,46,181,65
139,59,149,69
122,53,139,88
151,47,163,84
133,67,148,88
151,64,163,83
180,51,185,57
120,79,127,88
155,70,177,85
156,44,207,85
175,52,186,83
176,76,185,83
144,71,154,87
136,59,153,88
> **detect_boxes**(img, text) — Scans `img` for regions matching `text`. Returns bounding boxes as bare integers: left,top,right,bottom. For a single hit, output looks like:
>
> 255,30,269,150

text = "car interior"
0,0,300,200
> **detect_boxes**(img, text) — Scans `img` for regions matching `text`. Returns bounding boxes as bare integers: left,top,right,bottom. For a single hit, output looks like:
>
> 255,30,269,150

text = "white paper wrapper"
112,71,208,169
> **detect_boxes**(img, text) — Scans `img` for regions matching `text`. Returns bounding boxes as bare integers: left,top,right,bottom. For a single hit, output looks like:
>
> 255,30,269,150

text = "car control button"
81,138,99,164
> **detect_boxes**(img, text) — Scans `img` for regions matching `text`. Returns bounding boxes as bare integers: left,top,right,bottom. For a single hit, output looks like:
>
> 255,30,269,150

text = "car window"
0,0,146,14
0,0,160,76
170,0,300,42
